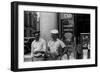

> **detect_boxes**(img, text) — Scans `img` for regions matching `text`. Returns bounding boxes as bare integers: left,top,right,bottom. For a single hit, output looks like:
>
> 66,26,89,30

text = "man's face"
35,33,40,41
51,34,57,41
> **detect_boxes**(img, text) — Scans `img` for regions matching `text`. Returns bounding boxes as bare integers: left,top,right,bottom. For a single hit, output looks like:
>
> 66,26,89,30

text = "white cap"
50,29,58,34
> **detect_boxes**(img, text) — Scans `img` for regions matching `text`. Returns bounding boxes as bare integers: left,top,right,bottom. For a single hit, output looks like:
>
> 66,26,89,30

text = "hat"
34,31,40,36
64,32,72,39
50,29,58,34
34,31,40,34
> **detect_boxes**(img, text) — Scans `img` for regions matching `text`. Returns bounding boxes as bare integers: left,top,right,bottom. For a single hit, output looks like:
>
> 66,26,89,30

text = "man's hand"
34,51,45,54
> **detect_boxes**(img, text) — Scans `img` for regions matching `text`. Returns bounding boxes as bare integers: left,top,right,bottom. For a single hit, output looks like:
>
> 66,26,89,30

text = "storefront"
24,11,90,61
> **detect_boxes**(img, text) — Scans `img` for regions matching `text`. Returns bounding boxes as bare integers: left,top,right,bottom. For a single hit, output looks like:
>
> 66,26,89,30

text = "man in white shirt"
31,31,46,61
48,29,66,60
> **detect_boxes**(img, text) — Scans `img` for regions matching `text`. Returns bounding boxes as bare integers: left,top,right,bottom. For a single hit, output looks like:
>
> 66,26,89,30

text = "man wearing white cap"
47,29,66,60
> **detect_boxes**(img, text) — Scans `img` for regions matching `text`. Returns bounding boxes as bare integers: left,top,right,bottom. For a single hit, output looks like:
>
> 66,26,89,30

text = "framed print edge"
11,2,18,71
11,1,98,72
95,7,98,67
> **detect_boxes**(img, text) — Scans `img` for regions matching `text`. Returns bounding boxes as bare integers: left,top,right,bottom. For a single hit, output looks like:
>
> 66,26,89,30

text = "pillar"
40,12,57,42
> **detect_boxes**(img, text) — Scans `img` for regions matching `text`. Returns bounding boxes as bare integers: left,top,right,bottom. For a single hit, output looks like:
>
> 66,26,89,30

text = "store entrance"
74,14,90,44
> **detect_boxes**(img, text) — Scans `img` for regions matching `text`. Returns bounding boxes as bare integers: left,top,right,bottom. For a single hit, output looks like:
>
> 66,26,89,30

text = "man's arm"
31,41,34,57
57,40,66,56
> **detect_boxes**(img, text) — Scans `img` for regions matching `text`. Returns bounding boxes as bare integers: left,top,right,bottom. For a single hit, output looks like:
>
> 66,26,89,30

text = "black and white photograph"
11,2,97,71
24,11,91,62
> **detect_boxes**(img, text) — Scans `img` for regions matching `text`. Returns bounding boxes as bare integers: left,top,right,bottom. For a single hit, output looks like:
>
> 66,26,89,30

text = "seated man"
31,31,46,61
47,29,66,60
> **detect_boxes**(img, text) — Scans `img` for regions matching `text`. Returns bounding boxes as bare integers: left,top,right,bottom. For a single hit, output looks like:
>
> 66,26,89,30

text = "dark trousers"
76,52,83,59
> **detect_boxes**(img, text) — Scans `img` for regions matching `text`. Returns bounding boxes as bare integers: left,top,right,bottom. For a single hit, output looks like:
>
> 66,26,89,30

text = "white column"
40,12,57,42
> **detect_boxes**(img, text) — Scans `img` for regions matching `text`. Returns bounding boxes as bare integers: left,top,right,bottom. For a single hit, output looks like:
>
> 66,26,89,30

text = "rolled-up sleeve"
60,40,66,48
